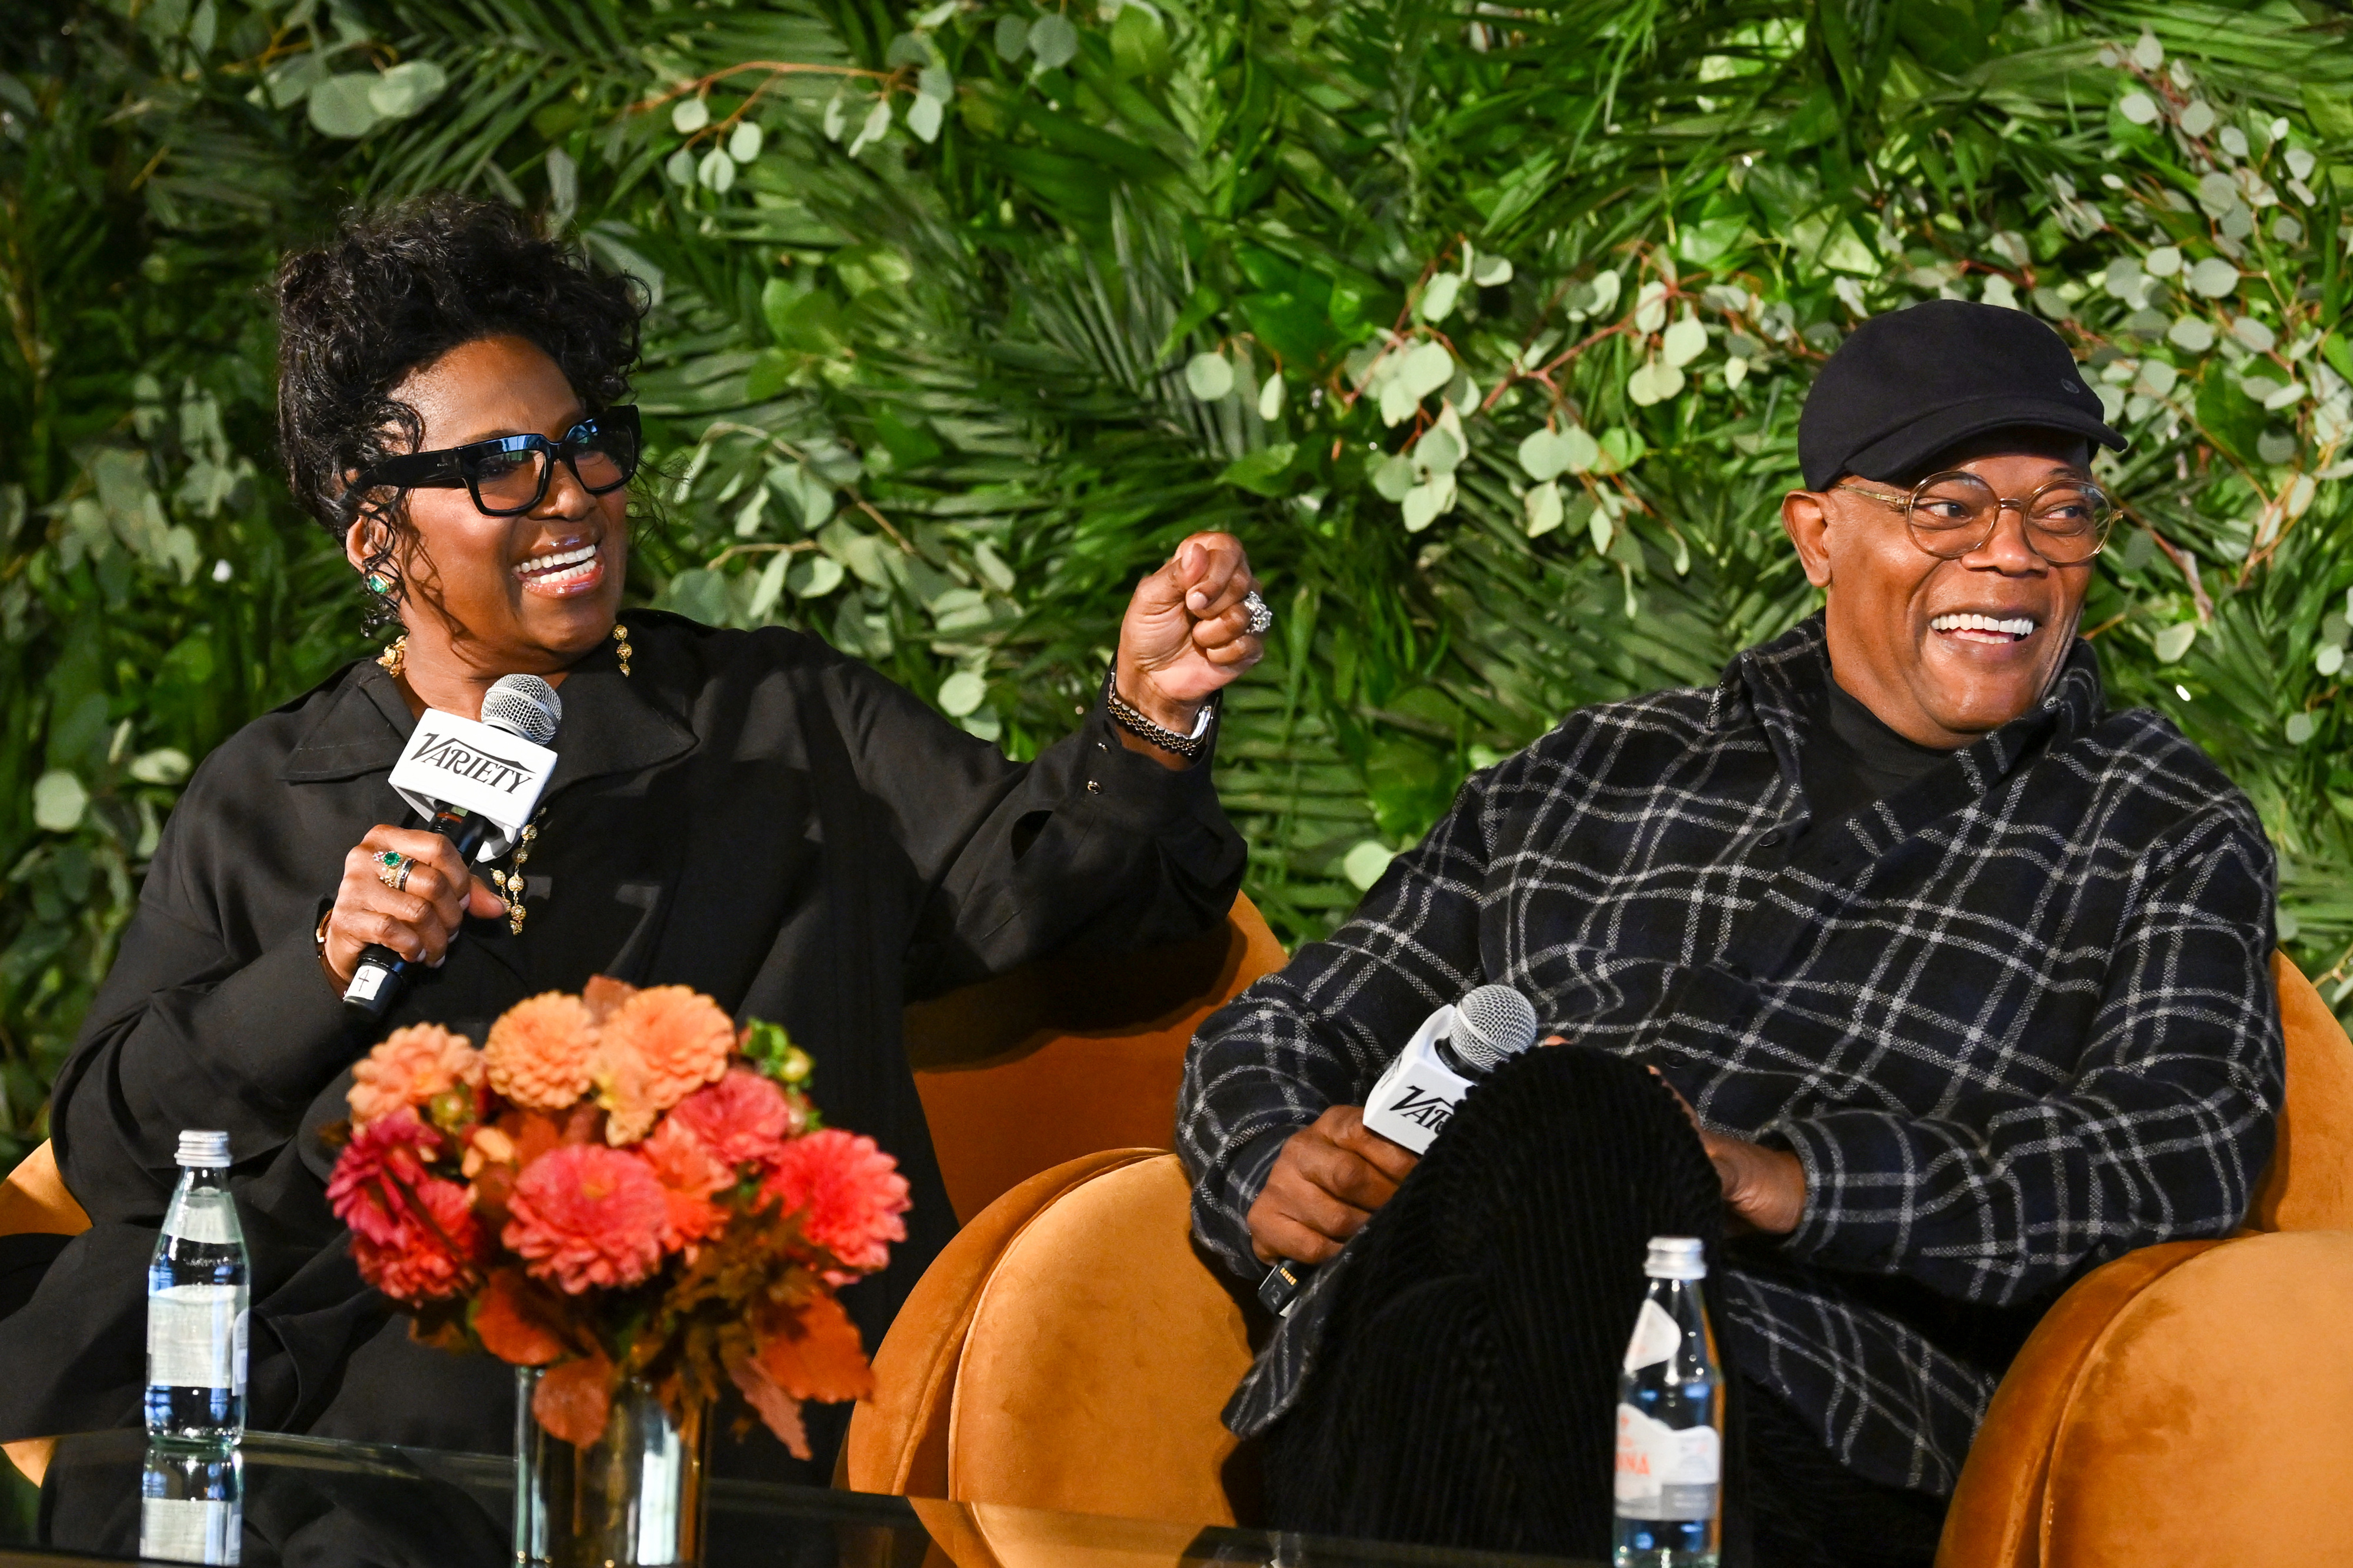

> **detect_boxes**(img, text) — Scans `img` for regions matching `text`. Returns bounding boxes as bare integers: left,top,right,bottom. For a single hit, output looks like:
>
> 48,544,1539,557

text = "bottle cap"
176,1130,232,1168
1643,1236,1706,1280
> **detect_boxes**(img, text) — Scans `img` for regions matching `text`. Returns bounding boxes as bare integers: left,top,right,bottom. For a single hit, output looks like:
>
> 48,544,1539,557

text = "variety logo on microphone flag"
1361,1004,1481,1155
387,711,556,857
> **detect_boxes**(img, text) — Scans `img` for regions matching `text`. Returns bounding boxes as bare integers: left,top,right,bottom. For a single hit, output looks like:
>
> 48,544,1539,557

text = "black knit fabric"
1262,1046,1726,1560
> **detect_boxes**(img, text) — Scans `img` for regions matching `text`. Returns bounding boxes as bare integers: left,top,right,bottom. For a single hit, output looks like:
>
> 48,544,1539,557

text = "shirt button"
1759,830,1783,848
1086,779,1102,793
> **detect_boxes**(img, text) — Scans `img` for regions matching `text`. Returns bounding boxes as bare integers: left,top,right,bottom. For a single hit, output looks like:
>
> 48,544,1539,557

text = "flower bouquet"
323,976,909,1465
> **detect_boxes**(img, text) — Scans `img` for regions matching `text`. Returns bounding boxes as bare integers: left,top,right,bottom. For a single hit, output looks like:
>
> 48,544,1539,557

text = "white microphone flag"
1361,1004,1479,1155
387,710,557,853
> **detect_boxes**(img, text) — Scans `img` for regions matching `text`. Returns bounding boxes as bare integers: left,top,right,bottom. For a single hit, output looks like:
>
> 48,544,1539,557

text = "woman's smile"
515,540,605,596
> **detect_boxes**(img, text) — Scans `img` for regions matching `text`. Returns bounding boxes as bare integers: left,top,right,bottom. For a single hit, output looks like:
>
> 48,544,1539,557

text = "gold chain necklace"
369,623,632,939
488,818,544,936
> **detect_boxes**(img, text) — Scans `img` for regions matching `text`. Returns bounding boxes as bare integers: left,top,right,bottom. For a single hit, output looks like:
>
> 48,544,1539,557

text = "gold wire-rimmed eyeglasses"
1832,470,2118,565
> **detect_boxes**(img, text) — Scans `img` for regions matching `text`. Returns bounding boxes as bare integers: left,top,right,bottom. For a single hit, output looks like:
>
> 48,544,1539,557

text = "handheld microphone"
1257,983,1539,1315
341,675,562,1021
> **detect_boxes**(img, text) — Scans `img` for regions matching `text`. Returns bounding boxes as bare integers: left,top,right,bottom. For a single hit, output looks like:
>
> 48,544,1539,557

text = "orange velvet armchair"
846,953,2353,1567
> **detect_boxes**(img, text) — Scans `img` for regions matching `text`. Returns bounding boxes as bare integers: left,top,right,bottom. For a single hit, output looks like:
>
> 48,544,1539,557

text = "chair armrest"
0,1142,90,1240
1938,1240,2220,1567
844,1150,1161,1497
1941,1232,2353,1567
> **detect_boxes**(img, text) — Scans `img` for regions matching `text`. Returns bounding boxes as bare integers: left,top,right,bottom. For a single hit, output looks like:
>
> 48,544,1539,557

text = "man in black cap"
1179,302,2281,1566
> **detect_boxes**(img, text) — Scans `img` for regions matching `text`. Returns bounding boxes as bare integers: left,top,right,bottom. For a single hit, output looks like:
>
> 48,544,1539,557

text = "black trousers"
1261,1047,1946,1567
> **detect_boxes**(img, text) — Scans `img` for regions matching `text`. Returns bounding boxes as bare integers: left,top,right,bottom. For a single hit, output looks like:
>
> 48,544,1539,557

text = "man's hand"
1652,1067,1807,1236
1114,532,1264,767
1246,1106,1419,1265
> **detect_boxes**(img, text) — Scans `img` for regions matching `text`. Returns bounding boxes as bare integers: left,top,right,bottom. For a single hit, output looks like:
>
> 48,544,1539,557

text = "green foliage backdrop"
7,0,2353,1163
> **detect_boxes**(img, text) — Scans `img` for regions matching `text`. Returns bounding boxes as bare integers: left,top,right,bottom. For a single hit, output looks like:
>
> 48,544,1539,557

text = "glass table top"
0,1430,1598,1568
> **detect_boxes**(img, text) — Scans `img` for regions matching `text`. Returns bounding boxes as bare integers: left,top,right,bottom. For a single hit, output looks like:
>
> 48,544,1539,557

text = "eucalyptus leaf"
1258,372,1285,421
823,96,848,141
368,60,446,119
2145,246,2183,278
2155,620,2199,663
995,14,1031,58
2287,712,2318,744
1400,476,1451,533
1633,281,1669,334
128,748,191,785
1472,255,1514,286
1185,351,1234,401
920,66,955,101
2318,643,2344,677
1371,452,1417,502
938,670,988,716
1030,13,1080,68
848,99,893,156
1518,428,1573,481
728,120,764,162
2169,316,2217,352
1418,273,1462,322
32,770,86,833
664,148,696,186
1627,359,1685,406
698,149,736,192
2118,92,2159,126
1398,340,1455,401
908,94,945,144
306,73,382,138
787,552,845,598
749,552,789,619
1417,426,1462,475
672,97,711,135
1341,840,1395,890
1524,481,1564,537
1661,313,1708,368
2188,257,2241,298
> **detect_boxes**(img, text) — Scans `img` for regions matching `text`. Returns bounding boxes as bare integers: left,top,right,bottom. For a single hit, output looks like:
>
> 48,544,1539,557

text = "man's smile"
1928,612,2039,646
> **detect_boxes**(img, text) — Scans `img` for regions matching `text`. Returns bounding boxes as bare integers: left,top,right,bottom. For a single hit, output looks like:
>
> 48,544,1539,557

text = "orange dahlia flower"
483,992,598,1111
591,985,736,1145
348,1024,483,1126
503,1144,668,1293
668,1067,799,1170
352,1175,481,1303
639,1118,731,1254
761,1129,910,1279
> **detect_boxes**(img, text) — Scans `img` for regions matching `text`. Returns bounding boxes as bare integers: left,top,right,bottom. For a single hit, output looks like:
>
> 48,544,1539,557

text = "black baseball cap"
1797,300,2125,491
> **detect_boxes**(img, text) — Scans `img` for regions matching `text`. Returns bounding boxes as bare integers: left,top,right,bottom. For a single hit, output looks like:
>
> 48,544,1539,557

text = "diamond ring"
1242,589,1274,636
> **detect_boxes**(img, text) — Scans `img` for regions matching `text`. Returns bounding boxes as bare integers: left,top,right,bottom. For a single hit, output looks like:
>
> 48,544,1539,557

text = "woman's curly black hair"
275,193,646,628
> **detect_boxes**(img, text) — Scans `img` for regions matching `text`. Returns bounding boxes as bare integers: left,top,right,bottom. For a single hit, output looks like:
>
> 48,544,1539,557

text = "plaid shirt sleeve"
1176,763,1509,1277
1768,801,2282,1305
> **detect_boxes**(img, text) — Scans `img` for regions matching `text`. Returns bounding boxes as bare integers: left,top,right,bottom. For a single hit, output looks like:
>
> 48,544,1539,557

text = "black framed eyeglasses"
352,406,641,518
1834,469,2118,566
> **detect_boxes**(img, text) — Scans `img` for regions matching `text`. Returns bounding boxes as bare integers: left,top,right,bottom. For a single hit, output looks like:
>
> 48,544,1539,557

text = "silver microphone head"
1451,983,1539,1073
481,674,562,746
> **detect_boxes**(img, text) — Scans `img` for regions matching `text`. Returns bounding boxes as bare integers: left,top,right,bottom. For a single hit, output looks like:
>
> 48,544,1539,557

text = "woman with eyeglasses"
0,195,1265,1476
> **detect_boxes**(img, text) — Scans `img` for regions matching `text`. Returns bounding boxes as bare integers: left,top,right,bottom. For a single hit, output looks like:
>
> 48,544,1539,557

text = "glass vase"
514,1368,708,1567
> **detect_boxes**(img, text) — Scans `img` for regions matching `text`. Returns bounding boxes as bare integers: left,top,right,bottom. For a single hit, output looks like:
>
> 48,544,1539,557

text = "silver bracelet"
1104,666,1218,762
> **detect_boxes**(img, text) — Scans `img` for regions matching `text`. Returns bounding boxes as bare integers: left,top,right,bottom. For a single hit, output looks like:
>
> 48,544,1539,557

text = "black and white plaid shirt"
1179,615,2281,1494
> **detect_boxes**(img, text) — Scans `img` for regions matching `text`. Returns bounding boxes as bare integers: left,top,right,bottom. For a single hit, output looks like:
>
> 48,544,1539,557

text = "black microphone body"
341,806,502,1023
1256,983,1539,1314
341,675,561,1022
